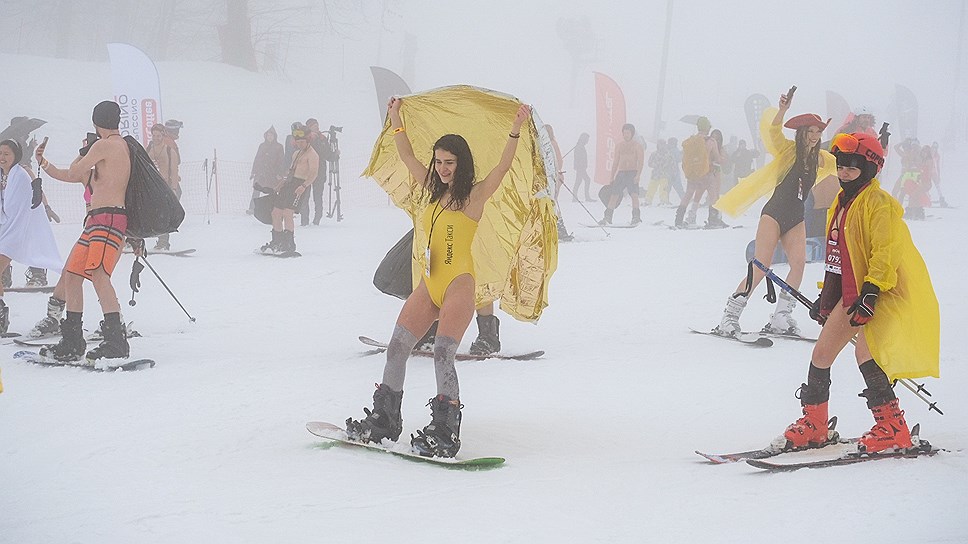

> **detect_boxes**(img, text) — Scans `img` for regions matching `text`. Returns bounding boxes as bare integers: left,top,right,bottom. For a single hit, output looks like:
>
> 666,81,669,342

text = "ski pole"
897,379,943,415
557,181,610,237
137,255,197,323
751,258,942,415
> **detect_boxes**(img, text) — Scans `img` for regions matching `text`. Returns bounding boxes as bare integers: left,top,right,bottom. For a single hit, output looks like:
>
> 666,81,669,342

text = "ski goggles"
831,133,884,169
291,128,307,140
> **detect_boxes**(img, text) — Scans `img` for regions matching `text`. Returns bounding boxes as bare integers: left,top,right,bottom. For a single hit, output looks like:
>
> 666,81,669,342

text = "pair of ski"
13,350,155,372
306,421,504,468
359,336,544,361
689,327,817,348
121,248,197,257
697,418,941,471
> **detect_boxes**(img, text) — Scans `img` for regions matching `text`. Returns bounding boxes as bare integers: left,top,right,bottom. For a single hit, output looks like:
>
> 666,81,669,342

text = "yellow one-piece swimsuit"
421,203,479,308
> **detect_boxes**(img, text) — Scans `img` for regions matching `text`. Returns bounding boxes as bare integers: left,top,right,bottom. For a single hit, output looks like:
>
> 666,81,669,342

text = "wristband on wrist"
509,132,520,139
392,127,405,135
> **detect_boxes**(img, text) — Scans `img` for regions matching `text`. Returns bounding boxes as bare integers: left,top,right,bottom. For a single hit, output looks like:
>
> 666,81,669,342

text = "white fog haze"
1,1,966,542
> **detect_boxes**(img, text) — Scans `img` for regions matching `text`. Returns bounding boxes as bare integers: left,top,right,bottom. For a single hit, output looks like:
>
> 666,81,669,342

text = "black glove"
31,177,43,209
130,259,144,292
847,282,880,327
809,295,825,325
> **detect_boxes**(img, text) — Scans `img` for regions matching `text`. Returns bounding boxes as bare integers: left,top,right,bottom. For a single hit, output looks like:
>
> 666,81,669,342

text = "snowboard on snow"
13,350,155,372
358,336,545,361
12,322,143,347
4,285,55,293
688,328,773,347
306,421,505,468
256,249,302,258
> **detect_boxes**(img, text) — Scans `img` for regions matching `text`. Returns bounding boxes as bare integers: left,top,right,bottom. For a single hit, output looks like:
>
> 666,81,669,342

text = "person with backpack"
711,89,836,337
773,131,938,455
33,101,133,364
675,116,720,227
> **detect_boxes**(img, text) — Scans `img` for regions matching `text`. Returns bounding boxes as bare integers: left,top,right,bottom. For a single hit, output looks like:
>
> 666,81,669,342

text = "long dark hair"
423,134,475,210
794,126,821,183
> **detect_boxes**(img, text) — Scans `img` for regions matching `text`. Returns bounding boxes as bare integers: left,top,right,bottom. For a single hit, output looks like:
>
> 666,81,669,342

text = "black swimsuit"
760,162,812,235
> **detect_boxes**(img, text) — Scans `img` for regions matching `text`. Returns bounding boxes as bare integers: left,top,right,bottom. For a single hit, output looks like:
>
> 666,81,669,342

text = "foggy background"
4,0,965,142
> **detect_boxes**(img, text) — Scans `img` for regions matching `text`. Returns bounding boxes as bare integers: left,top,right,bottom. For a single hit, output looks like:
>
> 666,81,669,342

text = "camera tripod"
324,126,343,222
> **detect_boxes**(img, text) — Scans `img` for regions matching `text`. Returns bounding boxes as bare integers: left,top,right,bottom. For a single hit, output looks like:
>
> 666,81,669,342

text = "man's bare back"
82,135,130,208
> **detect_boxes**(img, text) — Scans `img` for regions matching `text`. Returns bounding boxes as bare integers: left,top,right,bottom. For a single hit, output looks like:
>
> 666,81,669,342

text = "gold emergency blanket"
362,85,559,322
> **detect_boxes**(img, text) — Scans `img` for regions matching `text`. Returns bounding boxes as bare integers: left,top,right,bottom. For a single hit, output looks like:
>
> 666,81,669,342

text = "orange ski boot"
781,402,831,450
858,398,913,454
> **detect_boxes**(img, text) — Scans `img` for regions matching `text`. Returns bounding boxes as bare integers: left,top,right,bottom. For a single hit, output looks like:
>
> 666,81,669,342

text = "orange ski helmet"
831,132,885,176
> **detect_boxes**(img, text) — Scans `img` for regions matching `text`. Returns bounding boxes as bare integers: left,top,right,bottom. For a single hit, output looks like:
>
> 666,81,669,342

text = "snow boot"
763,290,800,335
1,265,10,289
630,207,642,226
685,207,697,226
411,394,463,458
345,383,404,443
416,321,438,352
598,208,614,226
40,314,86,363
858,398,913,454
704,208,729,229
283,230,296,253
153,234,171,251
713,293,748,337
674,206,686,228
0,302,8,335
29,296,66,338
85,314,129,362
469,314,501,356
25,267,48,287
260,230,281,253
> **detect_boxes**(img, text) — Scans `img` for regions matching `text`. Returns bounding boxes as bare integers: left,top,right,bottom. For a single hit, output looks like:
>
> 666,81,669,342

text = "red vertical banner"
594,71,626,185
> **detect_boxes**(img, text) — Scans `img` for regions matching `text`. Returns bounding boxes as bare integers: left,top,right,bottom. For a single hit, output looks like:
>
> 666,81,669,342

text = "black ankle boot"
86,315,130,362
469,315,501,355
41,314,86,362
411,394,463,458
346,384,404,443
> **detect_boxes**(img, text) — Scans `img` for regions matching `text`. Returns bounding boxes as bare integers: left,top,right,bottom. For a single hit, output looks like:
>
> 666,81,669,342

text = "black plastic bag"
124,136,186,238
373,229,414,300
253,194,274,225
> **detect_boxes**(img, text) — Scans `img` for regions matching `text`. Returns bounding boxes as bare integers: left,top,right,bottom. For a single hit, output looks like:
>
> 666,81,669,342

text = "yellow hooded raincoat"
832,180,940,381
715,107,837,217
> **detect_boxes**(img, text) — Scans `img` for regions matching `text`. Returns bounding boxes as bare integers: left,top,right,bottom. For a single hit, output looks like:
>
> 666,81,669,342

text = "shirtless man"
600,123,645,226
261,123,318,254
34,101,132,363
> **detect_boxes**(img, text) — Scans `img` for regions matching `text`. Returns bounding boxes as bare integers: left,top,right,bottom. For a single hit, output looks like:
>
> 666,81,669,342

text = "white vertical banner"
107,43,163,146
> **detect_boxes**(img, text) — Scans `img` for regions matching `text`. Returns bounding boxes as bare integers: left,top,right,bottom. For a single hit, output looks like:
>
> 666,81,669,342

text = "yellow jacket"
831,180,940,380
715,107,836,217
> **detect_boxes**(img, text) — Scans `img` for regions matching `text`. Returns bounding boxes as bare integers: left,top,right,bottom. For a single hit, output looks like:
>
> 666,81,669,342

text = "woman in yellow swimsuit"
347,97,530,458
